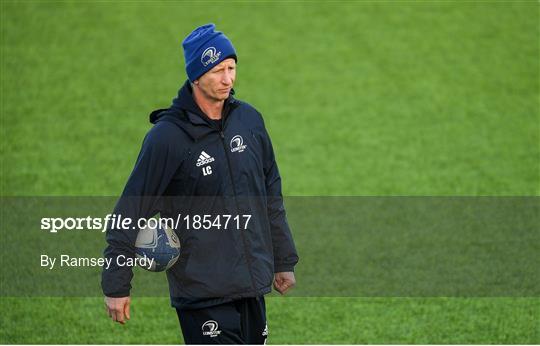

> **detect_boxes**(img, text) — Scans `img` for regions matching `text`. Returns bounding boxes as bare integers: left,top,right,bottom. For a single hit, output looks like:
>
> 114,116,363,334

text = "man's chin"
213,93,229,101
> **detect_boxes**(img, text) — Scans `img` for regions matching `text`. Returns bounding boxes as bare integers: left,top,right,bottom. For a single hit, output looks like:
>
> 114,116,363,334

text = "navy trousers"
176,297,268,344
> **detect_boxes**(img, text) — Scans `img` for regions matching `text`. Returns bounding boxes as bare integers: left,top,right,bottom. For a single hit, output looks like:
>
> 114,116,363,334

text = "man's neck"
192,87,224,120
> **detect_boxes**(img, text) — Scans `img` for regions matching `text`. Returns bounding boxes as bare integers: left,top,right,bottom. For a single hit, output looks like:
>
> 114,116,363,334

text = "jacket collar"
174,80,237,126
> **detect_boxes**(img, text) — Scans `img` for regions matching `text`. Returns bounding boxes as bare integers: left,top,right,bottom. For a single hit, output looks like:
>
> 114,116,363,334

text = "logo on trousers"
202,320,221,337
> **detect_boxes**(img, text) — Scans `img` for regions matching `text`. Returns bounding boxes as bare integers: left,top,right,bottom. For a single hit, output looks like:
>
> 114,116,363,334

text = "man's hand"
105,296,131,324
273,272,296,295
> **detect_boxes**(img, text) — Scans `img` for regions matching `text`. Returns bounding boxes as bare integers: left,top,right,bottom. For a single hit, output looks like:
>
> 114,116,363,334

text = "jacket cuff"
274,263,295,273
103,290,131,298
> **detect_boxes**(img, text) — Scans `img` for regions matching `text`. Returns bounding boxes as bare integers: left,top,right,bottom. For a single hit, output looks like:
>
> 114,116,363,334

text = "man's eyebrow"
213,64,235,72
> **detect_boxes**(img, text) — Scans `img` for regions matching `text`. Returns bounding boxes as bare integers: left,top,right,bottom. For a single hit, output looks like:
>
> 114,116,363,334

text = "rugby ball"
135,220,181,272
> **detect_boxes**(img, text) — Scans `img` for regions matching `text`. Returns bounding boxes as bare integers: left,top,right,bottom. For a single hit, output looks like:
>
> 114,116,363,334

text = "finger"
112,305,124,323
124,302,130,320
275,280,284,290
280,282,290,293
115,310,125,324
275,282,286,295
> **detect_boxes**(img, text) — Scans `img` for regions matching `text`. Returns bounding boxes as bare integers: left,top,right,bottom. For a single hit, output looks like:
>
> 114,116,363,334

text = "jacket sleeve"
101,122,184,297
261,126,299,273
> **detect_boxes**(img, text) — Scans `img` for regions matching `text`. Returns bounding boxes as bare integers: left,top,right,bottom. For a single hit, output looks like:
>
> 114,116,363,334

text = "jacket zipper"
219,129,258,293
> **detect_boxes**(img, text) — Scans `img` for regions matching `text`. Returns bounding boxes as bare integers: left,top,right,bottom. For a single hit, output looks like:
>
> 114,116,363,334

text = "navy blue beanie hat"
182,23,237,82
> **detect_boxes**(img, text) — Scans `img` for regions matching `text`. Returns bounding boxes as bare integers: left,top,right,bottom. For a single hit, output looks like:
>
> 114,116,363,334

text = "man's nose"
222,71,233,85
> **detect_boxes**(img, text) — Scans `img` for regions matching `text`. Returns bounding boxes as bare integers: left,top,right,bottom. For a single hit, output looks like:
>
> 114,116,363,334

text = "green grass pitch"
1,1,538,344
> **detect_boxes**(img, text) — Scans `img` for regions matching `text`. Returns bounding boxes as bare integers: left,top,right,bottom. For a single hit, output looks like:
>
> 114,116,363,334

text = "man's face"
195,58,236,102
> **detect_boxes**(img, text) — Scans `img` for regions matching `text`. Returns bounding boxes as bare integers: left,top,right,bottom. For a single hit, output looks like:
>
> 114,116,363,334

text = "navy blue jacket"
101,81,298,308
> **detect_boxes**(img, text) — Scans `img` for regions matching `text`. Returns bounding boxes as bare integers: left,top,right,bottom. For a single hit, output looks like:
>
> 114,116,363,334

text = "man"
102,23,299,344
